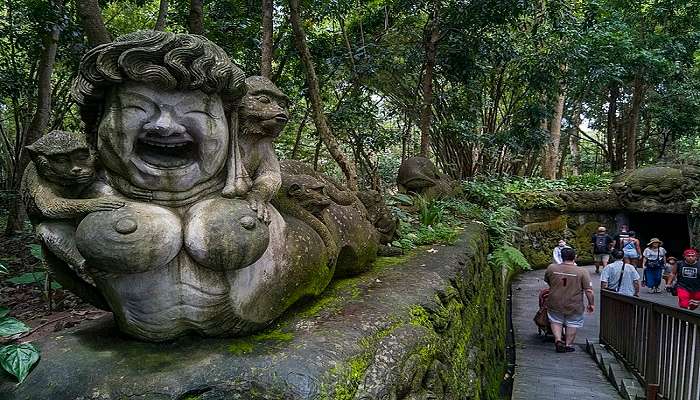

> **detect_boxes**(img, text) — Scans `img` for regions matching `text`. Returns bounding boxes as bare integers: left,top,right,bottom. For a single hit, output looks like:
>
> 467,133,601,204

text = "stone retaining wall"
1,223,507,400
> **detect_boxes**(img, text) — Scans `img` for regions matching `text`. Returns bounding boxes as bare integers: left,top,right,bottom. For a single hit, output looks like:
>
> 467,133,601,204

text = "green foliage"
0,263,7,275
5,271,61,290
414,195,444,226
0,307,8,319
0,317,29,337
0,343,40,383
490,246,531,272
28,244,43,261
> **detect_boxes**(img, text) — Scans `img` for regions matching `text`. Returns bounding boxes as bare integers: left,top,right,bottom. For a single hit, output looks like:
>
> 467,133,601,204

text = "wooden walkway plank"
511,265,621,400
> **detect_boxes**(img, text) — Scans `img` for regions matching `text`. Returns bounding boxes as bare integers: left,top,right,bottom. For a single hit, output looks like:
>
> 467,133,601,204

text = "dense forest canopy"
1,0,700,232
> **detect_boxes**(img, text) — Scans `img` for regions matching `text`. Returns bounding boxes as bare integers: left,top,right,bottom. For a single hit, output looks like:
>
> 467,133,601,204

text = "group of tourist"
589,225,699,307
542,225,700,353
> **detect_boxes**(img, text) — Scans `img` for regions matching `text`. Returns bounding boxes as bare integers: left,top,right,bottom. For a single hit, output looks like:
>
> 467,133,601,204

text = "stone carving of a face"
98,82,229,191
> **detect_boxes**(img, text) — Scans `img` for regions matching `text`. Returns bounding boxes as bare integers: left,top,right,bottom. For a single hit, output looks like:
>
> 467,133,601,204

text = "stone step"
607,363,634,391
621,378,646,400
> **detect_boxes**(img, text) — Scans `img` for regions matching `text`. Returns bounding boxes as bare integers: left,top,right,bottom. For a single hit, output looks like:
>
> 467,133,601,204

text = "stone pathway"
511,265,621,400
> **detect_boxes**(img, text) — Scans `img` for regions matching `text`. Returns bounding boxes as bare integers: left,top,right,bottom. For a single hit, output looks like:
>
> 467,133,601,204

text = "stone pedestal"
1,224,506,400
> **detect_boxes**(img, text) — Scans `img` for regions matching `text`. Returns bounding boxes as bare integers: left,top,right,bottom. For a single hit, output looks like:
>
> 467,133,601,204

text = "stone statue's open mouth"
136,135,197,169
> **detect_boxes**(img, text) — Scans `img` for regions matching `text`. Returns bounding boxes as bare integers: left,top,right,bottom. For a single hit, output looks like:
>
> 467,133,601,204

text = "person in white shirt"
601,250,641,297
552,240,570,265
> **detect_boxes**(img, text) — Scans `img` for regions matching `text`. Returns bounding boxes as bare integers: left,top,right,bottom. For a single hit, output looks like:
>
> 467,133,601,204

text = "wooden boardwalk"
511,265,621,400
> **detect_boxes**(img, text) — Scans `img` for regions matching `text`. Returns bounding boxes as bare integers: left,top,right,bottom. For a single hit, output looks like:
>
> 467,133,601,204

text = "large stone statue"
23,31,349,341
611,163,700,213
397,156,459,198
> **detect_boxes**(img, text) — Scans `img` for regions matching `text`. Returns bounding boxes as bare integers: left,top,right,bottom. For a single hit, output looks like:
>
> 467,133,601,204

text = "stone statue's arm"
249,141,282,203
22,164,124,220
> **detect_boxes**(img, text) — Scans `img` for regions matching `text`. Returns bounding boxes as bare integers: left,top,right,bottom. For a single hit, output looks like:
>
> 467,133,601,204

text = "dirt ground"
0,231,108,343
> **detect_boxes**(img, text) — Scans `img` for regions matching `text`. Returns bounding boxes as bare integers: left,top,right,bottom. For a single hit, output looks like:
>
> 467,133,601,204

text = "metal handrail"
600,289,700,400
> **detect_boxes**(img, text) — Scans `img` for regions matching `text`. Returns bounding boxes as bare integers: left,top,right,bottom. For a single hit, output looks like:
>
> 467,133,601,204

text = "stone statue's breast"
184,197,269,271
76,203,182,273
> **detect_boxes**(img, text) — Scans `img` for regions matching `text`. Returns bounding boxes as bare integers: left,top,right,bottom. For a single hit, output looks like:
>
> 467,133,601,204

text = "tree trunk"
606,85,619,171
260,0,274,78
76,0,110,46
290,106,309,159
188,0,204,34
615,103,627,170
5,0,63,235
569,100,582,176
626,76,645,170
418,8,439,158
154,0,169,30
289,0,358,190
541,91,565,179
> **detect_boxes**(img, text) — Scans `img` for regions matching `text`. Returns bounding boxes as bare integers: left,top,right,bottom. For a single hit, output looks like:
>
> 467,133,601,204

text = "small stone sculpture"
24,30,352,341
21,131,124,271
397,156,457,198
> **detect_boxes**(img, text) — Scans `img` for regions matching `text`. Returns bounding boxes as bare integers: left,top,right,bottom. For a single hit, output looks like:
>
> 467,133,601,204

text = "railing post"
646,383,659,400
645,303,660,388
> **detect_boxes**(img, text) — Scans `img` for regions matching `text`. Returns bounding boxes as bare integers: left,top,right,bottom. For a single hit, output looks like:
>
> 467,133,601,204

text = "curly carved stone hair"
71,30,246,143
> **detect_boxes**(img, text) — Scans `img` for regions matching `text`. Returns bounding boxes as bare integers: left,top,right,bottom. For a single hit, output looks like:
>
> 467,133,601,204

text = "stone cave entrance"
627,212,690,259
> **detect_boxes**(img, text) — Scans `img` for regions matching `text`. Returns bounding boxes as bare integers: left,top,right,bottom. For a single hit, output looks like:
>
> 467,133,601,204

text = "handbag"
646,249,665,269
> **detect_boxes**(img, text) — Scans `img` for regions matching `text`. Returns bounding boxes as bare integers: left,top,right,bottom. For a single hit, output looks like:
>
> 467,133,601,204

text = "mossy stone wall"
517,210,616,269
2,224,507,400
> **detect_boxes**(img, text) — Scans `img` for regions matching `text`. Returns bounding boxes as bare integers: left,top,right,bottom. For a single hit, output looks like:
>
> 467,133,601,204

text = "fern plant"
490,245,531,272
414,194,443,226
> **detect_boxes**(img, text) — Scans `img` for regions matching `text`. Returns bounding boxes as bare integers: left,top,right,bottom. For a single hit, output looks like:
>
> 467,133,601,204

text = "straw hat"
647,238,663,246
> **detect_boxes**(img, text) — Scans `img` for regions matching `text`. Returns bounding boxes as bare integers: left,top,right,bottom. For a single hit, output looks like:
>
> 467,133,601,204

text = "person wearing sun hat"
641,238,667,293
673,248,700,310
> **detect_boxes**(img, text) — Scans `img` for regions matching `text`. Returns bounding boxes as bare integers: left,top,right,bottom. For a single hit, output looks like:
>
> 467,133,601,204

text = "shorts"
677,287,700,310
547,310,584,328
594,254,610,263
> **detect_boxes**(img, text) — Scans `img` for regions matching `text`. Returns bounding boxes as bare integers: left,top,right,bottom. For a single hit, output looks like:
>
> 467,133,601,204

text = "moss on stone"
227,328,294,355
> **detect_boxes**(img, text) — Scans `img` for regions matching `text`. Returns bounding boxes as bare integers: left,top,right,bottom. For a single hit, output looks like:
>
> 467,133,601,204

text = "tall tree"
288,0,358,190
188,0,204,34
418,4,439,158
154,0,169,31
5,0,65,234
260,0,274,78
76,0,110,46
541,91,566,179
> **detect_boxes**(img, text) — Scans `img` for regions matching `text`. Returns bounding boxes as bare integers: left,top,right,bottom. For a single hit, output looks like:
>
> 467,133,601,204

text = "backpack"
594,234,609,254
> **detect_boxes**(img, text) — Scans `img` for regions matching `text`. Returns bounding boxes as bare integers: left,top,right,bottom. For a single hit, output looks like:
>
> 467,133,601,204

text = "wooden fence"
600,290,700,400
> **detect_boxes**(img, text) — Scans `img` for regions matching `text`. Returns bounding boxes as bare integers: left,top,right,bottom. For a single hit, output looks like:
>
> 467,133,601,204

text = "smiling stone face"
98,82,229,192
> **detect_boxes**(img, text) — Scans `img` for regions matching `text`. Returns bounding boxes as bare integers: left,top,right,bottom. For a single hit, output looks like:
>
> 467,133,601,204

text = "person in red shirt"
673,249,700,310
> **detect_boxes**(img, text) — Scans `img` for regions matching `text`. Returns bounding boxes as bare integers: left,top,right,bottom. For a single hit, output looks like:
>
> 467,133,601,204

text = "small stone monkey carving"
21,130,124,269
280,160,357,206
272,173,337,260
238,76,289,222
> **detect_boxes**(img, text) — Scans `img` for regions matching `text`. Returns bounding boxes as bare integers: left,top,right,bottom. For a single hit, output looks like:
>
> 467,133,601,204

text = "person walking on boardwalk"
591,226,614,273
641,238,667,293
620,231,642,267
673,249,700,310
545,248,595,353
601,250,640,297
552,239,570,265
613,224,630,250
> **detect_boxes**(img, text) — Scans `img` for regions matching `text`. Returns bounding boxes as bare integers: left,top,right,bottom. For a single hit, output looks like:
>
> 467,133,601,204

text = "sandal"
555,340,566,353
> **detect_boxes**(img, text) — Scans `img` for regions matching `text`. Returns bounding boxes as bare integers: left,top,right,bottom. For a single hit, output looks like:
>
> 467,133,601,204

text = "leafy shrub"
414,194,444,226
0,301,40,383
490,245,531,272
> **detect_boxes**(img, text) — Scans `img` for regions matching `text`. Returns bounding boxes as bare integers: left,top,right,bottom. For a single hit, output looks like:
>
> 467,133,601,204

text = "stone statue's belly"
183,197,269,271
76,203,182,273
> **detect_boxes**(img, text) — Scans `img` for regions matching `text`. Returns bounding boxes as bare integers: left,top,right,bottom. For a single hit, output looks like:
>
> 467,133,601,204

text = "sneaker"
555,340,566,353
565,346,576,352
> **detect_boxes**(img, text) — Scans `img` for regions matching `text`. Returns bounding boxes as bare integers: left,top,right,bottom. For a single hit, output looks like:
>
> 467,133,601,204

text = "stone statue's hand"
246,192,270,224
86,198,126,213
